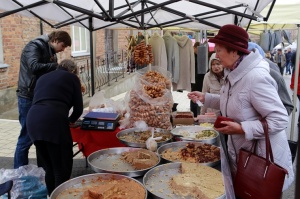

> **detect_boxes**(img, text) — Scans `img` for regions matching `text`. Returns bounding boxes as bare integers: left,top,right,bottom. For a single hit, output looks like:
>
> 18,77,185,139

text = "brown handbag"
234,119,288,199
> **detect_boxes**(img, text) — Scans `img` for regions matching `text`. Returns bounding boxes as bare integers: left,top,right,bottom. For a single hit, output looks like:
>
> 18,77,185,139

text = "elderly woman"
26,59,83,195
188,25,294,191
200,53,224,115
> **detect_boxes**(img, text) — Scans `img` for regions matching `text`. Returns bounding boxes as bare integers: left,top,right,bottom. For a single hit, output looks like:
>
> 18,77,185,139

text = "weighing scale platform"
81,112,120,131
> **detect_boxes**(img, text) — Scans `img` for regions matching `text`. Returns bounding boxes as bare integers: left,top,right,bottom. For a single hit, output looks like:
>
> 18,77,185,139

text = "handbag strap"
232,118,274,165
260,118,274,164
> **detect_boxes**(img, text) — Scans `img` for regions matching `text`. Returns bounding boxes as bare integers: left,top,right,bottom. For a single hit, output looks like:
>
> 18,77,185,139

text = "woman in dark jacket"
26,59,83,195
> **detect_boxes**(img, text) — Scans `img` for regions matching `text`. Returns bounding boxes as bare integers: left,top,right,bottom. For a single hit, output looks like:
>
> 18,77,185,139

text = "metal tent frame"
0,0,276,95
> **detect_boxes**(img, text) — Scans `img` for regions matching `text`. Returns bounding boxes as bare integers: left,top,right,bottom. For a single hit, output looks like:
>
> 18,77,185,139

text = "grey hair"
59,59,78,74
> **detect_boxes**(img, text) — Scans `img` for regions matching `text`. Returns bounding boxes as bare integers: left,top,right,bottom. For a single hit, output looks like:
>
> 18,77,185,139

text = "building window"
71,26,90,57
0,26,9,69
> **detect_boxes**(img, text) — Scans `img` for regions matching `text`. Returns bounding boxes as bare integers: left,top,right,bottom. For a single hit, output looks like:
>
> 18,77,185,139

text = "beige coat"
172,35,195,91
148,33,167,70
274,52,286,67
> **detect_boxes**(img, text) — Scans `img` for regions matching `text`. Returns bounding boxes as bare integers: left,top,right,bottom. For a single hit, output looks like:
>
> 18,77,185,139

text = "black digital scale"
81,112,120,131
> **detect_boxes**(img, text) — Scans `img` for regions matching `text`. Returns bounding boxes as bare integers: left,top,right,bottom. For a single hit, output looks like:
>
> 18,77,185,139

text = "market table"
70,126,126,158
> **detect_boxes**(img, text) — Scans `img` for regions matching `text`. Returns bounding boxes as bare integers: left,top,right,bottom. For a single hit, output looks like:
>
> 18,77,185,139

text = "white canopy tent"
247,0,300,34
0,0,273,30
274,42,297,51
0,0,276,95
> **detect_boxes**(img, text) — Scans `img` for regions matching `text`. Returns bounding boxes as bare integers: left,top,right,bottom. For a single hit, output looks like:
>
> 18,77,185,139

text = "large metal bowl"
171,126,219,145
50,173,147,199
143,162,225,199
116,127,173,148
88,147,161,177
157,141,220,167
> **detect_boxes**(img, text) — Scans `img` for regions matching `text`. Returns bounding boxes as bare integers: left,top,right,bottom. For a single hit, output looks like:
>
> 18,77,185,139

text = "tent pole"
0,1,48,18
141,0,145,29
291,25,300,140
89,17,95,96
293,25,300,199
117,0,180,21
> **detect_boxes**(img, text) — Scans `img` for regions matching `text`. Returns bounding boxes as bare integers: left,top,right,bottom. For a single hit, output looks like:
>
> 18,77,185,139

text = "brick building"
0,13,129,114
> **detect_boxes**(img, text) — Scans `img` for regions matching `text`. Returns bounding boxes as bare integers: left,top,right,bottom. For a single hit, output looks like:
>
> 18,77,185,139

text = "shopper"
274,48,286,75
200,53,224,115
14,31,71,169
26,59,83,195
187,24,294,191
285,47,293,75
247,42,294,115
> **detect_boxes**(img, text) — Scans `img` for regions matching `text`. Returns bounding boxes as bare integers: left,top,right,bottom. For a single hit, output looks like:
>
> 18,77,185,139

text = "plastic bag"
146,128,162,151
123,66,173,129
0,164,47,199
88,90,107,111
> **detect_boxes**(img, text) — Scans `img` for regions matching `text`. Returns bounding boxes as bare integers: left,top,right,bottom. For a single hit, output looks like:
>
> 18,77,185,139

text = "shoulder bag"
234,119,288,199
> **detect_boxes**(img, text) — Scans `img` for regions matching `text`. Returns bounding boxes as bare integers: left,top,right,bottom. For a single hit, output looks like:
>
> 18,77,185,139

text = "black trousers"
34,140,73,196
278,63,284,75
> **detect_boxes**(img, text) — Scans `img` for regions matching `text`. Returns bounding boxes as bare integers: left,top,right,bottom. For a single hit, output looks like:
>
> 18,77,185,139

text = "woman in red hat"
188,24,294,193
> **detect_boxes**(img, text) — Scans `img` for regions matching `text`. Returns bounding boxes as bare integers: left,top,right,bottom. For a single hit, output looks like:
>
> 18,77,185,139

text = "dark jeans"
278,63,284,75
14,96,33,169
34,140,73,196
286,61,291,74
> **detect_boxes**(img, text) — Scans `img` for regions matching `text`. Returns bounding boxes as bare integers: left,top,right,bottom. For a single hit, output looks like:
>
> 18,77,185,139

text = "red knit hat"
209,24,250,54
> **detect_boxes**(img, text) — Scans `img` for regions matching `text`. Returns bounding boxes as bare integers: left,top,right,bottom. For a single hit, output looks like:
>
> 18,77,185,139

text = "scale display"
81,112,120,131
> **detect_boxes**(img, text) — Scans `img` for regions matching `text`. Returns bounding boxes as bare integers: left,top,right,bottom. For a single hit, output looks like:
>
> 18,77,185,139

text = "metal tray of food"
143,162,225,199
116,127,173,148
157,141,220,167
171,126,219,144
50,173,147,199
88,147,161,177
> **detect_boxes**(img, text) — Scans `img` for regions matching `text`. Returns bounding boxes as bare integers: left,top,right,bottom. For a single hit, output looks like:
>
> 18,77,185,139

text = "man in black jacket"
14,31,71,169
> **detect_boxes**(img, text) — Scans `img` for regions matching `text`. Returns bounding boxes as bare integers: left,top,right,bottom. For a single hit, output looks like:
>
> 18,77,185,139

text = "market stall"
1,1,293,198
58,63,226,198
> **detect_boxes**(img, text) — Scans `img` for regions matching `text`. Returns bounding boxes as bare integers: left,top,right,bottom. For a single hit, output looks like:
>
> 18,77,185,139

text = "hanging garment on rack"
148,32,167,69
271,30,283,50
163,32,180,83
173,35,195,91
282,30,292,44
197,42,208,75
259,30,271,52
